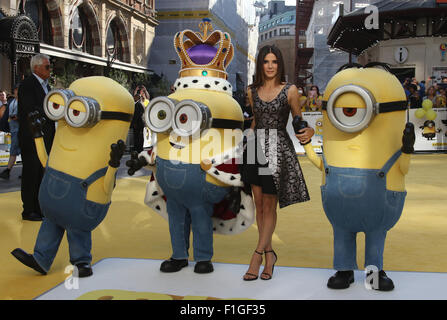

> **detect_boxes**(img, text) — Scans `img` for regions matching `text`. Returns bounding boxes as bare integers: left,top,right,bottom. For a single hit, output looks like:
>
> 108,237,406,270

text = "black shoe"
22,211,43,221
367,270,395,291
0,169,10,180
74,263,93,278
160,258,188,273
261,250,277,280
11,248,47,275
194,261,214,274
327,270,354,289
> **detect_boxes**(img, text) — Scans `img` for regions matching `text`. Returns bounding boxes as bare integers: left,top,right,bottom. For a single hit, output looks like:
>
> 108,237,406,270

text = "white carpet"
35,258,447,300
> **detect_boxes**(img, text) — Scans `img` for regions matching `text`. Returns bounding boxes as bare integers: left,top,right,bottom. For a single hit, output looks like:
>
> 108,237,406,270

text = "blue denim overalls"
321,150,407,271
32,166,111,272
156,157,229,262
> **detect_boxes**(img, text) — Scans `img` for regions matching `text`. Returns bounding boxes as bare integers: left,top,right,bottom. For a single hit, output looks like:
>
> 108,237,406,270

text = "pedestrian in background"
0,84,21,180
131,92,145,153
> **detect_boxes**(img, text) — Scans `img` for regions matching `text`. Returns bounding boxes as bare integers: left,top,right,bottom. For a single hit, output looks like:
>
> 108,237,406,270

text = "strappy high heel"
243,250,264,281
261,250,277,280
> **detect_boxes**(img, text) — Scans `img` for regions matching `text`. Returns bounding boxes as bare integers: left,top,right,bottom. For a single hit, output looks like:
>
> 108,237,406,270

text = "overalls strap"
82,167,108,187
377,150,402,178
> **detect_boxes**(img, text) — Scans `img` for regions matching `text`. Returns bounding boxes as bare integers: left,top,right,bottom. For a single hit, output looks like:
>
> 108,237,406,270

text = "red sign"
437,0,447,3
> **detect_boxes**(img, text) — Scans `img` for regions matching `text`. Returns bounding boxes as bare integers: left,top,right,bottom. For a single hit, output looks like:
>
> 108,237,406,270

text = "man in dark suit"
18,54,55,221
131,92,145,153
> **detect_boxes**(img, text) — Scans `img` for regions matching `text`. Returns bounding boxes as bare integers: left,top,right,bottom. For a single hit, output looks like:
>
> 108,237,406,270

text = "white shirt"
33,73,49,94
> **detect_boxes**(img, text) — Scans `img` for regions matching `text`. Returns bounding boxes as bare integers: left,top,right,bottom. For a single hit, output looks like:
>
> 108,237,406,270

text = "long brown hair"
250,45,285,89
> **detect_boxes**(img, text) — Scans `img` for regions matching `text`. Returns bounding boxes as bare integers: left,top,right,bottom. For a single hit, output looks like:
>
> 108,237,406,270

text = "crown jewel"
174,18,234,80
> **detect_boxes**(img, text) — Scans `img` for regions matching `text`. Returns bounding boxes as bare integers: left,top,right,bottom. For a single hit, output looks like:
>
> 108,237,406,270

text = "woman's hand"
295,127,314,145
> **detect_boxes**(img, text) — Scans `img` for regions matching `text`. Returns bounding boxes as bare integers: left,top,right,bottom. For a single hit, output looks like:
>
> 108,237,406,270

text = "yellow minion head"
145,19,243,164
321,65,407,169
44,76,134,178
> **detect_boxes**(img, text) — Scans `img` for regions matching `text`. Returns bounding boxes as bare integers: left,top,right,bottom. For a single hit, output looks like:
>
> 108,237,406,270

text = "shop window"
106,19,124,61
21,0,53,45
69,6,93,54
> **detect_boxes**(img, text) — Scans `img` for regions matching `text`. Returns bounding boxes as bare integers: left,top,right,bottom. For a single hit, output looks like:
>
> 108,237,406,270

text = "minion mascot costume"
11,77,134,277
303,63,415,291
127,19,255,274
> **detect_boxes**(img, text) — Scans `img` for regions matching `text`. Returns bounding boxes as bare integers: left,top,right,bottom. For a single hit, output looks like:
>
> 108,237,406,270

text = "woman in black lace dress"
242,45,314,281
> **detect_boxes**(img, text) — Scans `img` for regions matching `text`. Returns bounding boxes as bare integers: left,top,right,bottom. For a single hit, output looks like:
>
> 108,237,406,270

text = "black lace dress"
241,83,310,208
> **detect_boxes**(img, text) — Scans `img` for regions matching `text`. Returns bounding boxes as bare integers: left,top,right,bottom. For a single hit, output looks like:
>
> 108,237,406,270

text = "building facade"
306,0,374,91
148,0,259,99
0,0,158,92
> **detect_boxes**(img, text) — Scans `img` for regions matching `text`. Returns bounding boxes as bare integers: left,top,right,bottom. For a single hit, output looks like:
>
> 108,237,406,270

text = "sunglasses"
43,65,51,70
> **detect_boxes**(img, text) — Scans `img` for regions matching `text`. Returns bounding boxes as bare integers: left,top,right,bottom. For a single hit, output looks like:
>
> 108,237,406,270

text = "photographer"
305,85,323,112
134,85,150,107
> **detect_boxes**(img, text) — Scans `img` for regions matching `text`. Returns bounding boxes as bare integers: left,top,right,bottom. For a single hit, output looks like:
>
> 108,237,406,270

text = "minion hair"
336,62,392,73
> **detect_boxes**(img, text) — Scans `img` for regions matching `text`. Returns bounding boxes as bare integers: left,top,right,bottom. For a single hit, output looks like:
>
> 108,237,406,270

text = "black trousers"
133,128,144,153
19,141,44,215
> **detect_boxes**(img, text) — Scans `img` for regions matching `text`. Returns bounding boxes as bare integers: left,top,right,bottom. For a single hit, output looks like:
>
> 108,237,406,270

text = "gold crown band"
179,68,228,80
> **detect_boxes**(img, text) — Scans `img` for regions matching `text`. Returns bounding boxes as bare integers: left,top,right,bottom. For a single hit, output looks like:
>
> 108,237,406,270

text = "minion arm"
34,137,48,167
28,111,48,167
303,143,323,171
399,122,415,175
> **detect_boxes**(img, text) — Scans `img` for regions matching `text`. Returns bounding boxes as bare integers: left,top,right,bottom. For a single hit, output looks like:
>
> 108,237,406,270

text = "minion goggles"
322,84,408,133
44,89,133,128
144,96,244,137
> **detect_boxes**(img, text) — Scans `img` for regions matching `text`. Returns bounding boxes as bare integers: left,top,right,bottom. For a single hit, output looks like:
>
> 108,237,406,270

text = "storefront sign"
394,47,409,64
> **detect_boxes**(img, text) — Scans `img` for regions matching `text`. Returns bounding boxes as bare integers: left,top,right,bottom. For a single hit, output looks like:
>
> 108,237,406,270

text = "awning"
40,43,154,74
0,13,39,60
327,0,447,56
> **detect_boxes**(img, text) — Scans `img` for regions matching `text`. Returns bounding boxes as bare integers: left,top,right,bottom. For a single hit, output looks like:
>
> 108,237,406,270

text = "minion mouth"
170,142,185,149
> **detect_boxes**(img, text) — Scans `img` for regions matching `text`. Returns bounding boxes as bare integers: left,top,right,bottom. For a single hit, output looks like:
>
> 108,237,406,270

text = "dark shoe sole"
327,276,354,289
160,260,188,273
11,248,47,275
194,262,214,274
22,213,43,221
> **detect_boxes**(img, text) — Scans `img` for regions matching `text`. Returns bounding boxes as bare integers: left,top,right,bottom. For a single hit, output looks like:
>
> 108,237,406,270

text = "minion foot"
327,270,354,289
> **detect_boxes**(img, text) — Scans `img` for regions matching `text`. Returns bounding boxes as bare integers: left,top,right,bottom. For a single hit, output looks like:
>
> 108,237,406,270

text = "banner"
409,107,447,152
0,132,22,166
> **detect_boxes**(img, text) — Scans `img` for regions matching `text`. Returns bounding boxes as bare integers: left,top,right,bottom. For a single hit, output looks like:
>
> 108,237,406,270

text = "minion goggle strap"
322,84,408,133
145,97,243,137
44,90,132,128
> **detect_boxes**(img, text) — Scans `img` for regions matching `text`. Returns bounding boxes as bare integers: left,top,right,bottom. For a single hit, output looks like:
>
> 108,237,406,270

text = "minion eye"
172,100,211,137
326,84,375,133
67,107,88,126
145,97,176,133
333,107,367,127
157,110,167,120
43,89,75,121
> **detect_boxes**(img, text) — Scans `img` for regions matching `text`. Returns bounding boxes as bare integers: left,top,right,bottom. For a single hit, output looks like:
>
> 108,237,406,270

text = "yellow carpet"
1,154,446,300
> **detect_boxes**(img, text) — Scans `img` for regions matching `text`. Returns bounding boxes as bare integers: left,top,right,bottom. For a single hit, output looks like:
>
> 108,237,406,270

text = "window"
22,0,53,45
69,6,93,54
269,31,272,38
280,28,290,36
106,19,124,61
273,29,277,36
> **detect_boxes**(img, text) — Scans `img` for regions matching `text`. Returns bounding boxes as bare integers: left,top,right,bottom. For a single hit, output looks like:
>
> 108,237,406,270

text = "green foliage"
108,69,131,91
151,74,172,97
54,61,79,88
